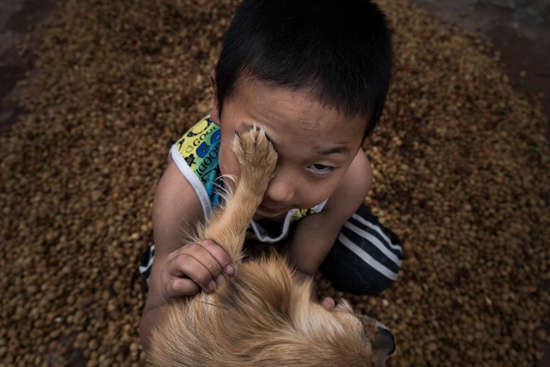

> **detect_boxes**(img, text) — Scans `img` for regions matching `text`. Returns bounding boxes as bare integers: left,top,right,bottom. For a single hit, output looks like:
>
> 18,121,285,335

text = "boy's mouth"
256,202,288,217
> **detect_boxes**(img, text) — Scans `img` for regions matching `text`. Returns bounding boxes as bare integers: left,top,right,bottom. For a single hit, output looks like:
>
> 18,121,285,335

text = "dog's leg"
203,126,277,263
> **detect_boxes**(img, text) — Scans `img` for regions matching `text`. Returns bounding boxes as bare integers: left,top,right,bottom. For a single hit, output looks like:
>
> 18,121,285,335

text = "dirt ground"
0,0,548,366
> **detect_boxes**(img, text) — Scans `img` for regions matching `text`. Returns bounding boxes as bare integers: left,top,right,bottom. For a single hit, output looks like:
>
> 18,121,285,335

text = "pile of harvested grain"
0,0,548,366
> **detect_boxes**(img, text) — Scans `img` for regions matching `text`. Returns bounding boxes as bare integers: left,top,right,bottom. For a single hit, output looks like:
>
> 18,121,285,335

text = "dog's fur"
148,127,393,366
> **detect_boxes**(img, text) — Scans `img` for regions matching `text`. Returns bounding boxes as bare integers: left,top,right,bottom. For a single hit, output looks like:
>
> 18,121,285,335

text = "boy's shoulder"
170,115,223,219
324,149,372,218
174,115,221,164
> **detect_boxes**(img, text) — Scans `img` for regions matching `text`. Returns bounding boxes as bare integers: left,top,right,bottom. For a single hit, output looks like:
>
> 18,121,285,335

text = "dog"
147,127,395,366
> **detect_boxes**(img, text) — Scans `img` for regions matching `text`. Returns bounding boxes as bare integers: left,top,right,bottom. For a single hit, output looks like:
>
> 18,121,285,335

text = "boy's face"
212,77,366,219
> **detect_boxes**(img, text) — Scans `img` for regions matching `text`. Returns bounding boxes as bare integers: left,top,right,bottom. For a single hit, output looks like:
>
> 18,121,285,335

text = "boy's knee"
139,244,156,285
320,250,400,296
320,205,403,296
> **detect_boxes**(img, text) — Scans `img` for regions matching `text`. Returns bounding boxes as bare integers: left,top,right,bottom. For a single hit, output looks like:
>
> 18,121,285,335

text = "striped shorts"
319,205,403,295
139,205,402,296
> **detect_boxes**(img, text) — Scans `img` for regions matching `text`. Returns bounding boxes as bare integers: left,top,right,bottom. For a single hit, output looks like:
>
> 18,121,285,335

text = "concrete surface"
0,0,56,135
411,0,550,119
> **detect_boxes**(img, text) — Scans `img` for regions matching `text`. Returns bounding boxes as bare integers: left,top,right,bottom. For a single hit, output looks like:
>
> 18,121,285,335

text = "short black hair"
215,0,392,138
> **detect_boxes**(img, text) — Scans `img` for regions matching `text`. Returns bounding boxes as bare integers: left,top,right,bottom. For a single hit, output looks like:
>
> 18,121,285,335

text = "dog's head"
150,254,394,366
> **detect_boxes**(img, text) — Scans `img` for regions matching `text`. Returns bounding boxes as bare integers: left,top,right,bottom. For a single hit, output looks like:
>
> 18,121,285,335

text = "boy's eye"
307,163,335,175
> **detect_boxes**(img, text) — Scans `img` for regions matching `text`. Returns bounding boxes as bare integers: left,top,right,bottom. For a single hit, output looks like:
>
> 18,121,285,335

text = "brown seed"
0,0,548,366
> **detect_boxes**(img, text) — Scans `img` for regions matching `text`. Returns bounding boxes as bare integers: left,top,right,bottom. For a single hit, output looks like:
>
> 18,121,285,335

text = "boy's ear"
210,70,221,125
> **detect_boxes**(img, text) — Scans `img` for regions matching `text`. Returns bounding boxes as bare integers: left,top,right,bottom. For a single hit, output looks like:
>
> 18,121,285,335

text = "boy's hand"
160,239,234,299
321,297,336,310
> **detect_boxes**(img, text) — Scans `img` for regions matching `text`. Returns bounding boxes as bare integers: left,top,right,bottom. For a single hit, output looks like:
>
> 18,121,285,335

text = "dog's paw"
232,126,277,187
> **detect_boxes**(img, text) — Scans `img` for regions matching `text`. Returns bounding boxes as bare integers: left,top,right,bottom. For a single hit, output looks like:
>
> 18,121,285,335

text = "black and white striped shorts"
139,205,402,295
319,205,403,295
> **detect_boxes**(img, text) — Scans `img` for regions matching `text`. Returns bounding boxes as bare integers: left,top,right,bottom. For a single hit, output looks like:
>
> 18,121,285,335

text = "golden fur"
148,127,393,366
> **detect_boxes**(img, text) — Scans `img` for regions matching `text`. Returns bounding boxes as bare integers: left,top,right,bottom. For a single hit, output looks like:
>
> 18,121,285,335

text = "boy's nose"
264,169,295,204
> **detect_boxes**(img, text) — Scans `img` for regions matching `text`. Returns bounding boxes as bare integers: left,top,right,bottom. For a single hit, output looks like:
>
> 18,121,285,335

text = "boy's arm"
139,159,233,349
287,150,372,281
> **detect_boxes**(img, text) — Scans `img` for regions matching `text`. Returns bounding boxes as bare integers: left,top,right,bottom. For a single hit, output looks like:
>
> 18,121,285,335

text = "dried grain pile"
0,0,548,366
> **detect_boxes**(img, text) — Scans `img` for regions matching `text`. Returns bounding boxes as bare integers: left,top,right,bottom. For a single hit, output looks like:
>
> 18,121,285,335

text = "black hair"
215,0,392,138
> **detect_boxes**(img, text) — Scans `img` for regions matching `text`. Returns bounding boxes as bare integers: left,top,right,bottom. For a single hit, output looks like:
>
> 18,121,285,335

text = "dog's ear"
358,313,395,366
371,326,395,367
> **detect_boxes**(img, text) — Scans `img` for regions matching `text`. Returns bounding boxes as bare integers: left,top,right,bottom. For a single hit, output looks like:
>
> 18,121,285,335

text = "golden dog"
148,127,395,366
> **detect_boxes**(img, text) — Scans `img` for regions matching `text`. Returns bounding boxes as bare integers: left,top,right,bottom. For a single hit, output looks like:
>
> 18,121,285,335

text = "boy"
140,0,402,348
